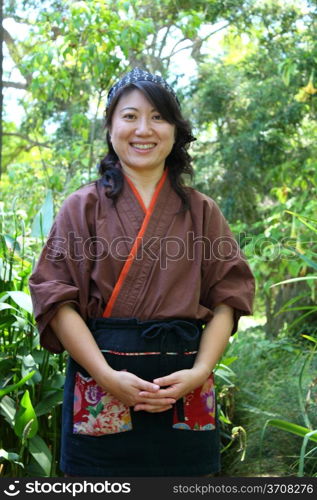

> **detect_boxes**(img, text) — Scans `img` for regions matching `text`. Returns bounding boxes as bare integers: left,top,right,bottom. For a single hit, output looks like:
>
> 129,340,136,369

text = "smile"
131,143,156,150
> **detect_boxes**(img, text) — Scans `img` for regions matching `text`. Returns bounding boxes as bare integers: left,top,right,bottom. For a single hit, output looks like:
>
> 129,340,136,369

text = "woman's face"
109,89,176,175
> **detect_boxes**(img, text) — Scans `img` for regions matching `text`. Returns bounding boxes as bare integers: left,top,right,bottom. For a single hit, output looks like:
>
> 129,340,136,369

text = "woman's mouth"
130,143,156,150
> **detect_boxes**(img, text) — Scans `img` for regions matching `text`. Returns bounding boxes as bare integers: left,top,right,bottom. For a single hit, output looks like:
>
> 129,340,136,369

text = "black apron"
60,317,220,476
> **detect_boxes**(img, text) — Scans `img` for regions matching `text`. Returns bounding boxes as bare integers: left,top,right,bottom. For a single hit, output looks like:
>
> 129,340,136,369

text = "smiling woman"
29,67,255,477
100,69,196,211
108,89,175,201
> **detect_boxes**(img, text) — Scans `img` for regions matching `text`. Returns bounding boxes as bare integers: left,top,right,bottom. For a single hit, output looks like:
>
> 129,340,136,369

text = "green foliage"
0,214,65,477
223,328,317,477
30,190,54,239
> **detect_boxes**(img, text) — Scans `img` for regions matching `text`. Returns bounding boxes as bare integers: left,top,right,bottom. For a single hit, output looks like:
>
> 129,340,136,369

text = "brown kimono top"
29,171,255,354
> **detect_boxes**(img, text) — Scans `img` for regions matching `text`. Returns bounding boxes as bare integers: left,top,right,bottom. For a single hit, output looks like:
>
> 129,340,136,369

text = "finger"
153,374,177,387
139,389,176,399
135,378,160,392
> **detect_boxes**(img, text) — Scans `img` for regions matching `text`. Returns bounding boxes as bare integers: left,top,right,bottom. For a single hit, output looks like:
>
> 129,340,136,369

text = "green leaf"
31,190,54,238
0,396,16,427
49,373,66,389
270,276,317,287
6,291,33,314
219,413,232,425
221,356,238,366
28,435,52,476
0,371,36,398
286,248,317,271
14,390,38,439
4,234,21,253
301,335,317,344
266,419,317,443
285,211,317,232
0,449,23,467
0,303,15,311
35,390,63,416
21,355,41,384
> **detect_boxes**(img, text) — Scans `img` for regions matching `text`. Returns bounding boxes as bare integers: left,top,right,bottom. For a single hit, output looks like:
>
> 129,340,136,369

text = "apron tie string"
140,320,202,422
140,320,201,353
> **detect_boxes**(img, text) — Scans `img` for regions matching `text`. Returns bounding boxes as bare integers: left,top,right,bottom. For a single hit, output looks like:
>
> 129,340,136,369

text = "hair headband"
106,67,180,110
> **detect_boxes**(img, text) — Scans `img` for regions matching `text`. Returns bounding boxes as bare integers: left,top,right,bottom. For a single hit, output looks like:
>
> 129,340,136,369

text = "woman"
29,67,255,477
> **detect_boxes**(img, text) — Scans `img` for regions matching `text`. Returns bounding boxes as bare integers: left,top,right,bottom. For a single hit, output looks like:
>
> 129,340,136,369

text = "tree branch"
166,36,187,59
3,26,22,64
3,27,33,85
3,132,51,148
3,80,27,89
157,25,172,59
3,15,34,25
162,22,230,62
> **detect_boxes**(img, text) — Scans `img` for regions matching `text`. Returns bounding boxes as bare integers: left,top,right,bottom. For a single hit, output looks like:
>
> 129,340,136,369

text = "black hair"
98,81,195,209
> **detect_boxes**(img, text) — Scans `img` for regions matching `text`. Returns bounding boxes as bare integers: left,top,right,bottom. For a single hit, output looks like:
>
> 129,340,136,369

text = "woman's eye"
123,114,136,120
153,114,163,121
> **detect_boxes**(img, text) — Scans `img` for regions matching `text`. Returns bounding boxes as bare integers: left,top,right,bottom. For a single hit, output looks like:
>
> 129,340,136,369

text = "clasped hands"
104,366,210,413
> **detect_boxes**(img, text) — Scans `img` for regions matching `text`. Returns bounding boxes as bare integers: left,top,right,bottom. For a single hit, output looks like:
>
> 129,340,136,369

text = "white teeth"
132,143,155,150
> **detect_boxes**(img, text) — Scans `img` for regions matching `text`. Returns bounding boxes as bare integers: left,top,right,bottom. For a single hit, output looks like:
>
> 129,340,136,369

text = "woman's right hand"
100,369,176,412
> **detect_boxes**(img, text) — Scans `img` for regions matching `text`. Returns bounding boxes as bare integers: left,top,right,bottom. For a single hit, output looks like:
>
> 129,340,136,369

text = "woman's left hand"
133,366,209,412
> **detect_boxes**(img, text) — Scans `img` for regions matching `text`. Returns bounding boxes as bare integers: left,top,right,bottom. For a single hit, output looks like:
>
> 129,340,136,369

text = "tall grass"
221,328,317,477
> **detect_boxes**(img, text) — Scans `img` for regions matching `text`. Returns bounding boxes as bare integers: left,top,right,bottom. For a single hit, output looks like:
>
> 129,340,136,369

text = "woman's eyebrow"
120,107,138,111
120,106,157,112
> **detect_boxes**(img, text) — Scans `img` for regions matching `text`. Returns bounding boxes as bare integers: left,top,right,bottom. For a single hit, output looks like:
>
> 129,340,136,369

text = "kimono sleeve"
29,195,87,353
201,199,255,334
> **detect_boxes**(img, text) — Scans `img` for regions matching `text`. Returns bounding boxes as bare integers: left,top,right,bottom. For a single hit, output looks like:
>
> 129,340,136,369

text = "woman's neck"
122,166,165,209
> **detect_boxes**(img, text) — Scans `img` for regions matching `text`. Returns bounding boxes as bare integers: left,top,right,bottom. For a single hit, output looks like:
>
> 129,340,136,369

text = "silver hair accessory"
106,67,180,110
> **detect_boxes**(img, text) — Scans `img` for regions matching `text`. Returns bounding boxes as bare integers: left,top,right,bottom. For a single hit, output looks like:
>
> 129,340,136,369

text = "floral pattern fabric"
73,372,132,436
172,374,216,431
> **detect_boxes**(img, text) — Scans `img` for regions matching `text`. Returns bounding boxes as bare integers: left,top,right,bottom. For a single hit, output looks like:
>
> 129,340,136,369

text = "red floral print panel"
73,372,132,436
172,374,216,430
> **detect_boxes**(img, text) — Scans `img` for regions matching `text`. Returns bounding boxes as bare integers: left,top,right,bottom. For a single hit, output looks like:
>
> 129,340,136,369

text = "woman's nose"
135,117,152,135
